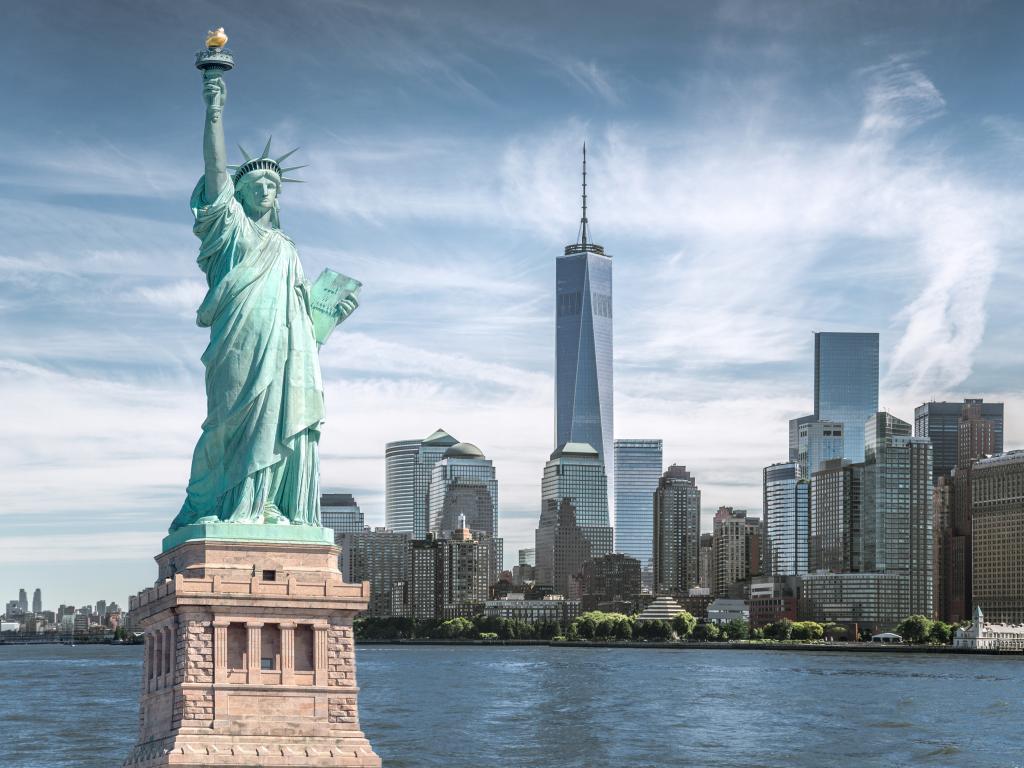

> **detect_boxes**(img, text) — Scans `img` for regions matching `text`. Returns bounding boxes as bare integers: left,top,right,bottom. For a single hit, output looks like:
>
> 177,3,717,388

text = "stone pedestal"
123,535,381,767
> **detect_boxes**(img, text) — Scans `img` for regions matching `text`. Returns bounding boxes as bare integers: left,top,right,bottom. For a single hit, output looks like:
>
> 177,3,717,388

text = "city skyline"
5,1,1024,606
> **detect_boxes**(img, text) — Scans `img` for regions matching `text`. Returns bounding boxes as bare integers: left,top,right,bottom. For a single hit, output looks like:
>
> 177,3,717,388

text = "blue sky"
3,1,1024,608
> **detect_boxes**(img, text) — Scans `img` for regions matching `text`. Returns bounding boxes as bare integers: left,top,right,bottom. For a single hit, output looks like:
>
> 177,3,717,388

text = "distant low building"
484,594,580,625
748,578,798,627
954,606,1024,650
707,598,749,625
636,595,684,623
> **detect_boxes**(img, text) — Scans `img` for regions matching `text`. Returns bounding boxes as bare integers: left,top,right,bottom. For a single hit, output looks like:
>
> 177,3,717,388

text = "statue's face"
238,171,280,218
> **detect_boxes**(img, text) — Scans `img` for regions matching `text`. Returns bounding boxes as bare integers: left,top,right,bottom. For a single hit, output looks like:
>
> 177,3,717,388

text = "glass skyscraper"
762,462,810,576
427,442,498,537
385,428,459,538
796,420,844,480
914,399,1004,480
535,442,613,587
813,331,879,464
863,412,933,616
321,493,364,538
556,148,614,514
613,439,663,571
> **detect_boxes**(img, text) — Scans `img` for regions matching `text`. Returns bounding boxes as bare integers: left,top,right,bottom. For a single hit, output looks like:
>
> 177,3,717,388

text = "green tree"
438,617,474,639
763,619,793,641
691,622,721,642
928,620,953,645
671,611,697,639
790,621,824,641
721,619,749,640
896,615,933,644
612,614,635,641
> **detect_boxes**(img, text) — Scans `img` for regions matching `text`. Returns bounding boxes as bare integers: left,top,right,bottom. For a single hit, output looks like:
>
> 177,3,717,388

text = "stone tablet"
310,268,362,345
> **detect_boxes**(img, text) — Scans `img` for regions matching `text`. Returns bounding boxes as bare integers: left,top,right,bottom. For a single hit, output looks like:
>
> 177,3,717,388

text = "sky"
3,0,1024,609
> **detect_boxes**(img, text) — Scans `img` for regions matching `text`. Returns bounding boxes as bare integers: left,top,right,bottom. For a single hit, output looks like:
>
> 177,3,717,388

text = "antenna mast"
580,143,589,246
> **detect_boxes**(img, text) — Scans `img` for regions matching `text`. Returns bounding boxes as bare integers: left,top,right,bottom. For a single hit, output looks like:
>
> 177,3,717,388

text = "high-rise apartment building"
406,526,498,621
813,332,879,463
863,412,933,616
712,507,761,598
809,459,864,573
932,475,953,619
613,439,663,574
32,588,41,614
763,462,810,577
321,493,364,537
699,533,715,593
652,465,701,595
914,400,1004,622
427,442,498,537
556,148,614,513
971,451,1024,624
534,499,595,598
338,527,412,617
385,428,459,538
914,399,1003,480
795,420,844,480
18,589,27,613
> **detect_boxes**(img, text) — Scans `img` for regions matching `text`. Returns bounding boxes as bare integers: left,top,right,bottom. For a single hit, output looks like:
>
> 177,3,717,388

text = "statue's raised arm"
202,73,228,201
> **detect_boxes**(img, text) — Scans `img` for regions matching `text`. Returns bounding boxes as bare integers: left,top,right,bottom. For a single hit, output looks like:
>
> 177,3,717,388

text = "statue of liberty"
170,31,358,533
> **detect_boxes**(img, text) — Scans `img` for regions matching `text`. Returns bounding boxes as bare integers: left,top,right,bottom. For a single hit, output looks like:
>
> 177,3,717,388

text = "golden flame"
206,27,228,48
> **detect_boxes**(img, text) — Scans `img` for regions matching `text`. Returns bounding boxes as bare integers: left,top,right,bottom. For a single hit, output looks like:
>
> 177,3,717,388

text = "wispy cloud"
4,0,1024,607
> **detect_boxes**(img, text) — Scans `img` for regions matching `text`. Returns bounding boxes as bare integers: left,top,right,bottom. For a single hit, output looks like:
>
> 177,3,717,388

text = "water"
1,644,1022,767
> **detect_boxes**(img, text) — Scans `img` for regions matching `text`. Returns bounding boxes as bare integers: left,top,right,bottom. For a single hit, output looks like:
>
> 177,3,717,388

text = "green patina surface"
163,522,335,552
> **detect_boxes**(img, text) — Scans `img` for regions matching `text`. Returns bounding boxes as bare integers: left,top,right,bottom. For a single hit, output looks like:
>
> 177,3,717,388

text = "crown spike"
280,165,308,173
275,147,301,164
281,178,305,183
237,144,252,162
262,135,273,159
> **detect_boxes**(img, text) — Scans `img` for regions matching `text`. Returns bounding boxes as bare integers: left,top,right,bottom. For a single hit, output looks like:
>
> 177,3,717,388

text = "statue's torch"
195,28,234,122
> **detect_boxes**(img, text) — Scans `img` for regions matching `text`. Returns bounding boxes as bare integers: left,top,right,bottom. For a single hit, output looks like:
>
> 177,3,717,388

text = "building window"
227,622,247,670
261,624,281,671
262,569,277,581
294,625,315,672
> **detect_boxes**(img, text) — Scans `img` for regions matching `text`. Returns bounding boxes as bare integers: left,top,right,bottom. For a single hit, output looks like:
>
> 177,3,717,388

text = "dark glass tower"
814,332,879,463
914,399,1004,480
556,146,614,511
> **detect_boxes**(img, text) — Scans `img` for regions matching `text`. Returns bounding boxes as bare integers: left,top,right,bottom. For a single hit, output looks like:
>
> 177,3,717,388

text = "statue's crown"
228,137,306,185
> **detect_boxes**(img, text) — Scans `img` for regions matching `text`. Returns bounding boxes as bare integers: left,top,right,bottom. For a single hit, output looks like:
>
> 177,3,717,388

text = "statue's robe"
171,176,323,530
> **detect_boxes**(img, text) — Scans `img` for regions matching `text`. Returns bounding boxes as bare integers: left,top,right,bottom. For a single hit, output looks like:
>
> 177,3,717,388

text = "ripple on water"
2,645,1024,768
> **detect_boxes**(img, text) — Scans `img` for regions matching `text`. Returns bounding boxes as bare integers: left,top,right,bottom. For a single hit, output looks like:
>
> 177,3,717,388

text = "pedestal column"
246,621,263,684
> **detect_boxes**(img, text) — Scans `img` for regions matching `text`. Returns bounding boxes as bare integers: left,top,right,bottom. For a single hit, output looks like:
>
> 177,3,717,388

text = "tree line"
355,611,962,644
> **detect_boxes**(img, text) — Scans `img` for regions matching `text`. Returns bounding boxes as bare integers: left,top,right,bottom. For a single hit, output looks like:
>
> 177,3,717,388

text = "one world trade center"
555,145,614,520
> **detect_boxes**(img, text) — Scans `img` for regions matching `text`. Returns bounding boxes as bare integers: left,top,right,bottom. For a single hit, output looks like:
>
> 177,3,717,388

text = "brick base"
123,538,380,767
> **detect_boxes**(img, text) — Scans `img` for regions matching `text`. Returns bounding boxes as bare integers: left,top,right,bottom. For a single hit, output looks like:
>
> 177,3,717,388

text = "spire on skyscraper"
579,143,590,246
566,143,604,256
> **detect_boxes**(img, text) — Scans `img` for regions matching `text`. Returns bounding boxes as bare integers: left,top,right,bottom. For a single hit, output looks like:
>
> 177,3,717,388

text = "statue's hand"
337,295,359,322
203,75,227,116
